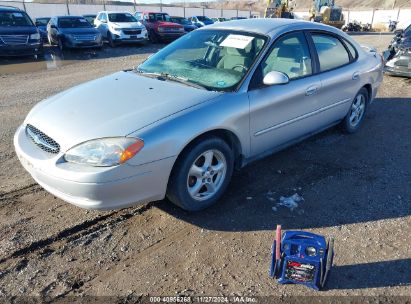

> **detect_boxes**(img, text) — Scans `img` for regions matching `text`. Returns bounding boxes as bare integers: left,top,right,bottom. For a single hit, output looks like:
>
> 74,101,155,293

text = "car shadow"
154,97,411,233
327,258,411,290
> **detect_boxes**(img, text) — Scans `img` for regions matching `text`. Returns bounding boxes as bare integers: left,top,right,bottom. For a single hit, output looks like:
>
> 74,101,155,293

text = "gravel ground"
0,34,410,302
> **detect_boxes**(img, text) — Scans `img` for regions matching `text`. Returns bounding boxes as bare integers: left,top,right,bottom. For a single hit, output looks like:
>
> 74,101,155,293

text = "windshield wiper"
135,69,210,91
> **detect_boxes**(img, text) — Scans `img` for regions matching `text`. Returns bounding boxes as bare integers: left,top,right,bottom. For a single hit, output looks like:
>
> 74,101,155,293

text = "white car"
94,11,148,47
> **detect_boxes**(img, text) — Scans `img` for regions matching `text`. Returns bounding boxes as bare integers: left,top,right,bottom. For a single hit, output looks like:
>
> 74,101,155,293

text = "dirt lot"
0,34,410,302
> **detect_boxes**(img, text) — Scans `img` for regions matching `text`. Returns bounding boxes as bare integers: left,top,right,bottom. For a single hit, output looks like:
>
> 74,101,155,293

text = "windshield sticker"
12,13,24,17
220,34,254,49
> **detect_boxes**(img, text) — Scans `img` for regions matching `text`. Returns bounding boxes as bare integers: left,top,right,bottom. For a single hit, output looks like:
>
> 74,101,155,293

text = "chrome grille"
0,35,29,45
73,34,96,41
26,124,60,154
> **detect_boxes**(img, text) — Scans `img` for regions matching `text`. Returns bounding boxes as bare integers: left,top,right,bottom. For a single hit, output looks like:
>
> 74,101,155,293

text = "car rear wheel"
167,137,234,211
149,30,159,43
341,87,368,134
58,38,64,52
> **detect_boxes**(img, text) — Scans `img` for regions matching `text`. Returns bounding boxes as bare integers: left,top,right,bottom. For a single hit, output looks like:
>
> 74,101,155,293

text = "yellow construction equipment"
264,0,295,19
309,0,344,29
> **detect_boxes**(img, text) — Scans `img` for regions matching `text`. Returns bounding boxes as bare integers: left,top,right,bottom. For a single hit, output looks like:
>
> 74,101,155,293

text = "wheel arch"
172,129,244,174
363,83,372,102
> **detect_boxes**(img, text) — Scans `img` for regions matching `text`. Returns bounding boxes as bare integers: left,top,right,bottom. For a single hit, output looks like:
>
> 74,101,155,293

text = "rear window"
312,34,350,72
35,18,50,26
0,11,33,26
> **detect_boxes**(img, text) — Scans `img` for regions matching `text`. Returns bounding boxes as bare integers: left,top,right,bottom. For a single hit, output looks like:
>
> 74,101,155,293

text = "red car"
134,12,185,43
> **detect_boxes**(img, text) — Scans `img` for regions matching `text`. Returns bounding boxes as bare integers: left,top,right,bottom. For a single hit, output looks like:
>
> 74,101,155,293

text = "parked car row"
1,4,251,57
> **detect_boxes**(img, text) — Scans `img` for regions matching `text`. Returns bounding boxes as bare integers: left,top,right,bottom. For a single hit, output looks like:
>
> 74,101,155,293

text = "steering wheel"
232,64,247,73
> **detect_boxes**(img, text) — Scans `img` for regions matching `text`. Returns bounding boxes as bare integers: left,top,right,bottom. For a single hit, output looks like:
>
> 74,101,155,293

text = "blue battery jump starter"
269,226,334,290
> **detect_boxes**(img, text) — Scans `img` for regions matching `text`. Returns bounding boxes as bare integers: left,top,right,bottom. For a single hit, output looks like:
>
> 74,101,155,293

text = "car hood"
109,22,144,29
0,26,37,35
25,71,220,152
156,21,182,27
59,27,99,35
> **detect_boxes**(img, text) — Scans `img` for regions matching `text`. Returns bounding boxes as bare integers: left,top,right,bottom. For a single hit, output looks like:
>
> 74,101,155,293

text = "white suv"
94,11,148,47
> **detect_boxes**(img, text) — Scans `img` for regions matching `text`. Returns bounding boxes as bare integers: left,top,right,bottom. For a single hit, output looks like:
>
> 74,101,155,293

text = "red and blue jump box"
269,226,334,290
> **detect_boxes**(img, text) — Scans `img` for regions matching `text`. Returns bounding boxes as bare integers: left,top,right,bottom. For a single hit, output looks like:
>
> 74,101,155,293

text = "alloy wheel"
349,94,366,128
187,149,227,202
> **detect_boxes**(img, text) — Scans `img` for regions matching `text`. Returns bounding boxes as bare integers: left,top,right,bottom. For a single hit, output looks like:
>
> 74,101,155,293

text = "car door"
248,31,323,156
307,32,360,123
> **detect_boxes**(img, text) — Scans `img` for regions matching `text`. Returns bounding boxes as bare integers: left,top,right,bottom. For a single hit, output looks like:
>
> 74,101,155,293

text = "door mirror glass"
50,24,56,28
394,29,403,37
263,71,289,85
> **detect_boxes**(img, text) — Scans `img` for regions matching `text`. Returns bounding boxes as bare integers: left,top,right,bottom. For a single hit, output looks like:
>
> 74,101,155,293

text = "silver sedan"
14,19,383,211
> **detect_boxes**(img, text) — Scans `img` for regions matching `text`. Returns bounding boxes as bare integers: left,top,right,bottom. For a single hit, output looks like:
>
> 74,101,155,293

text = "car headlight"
112,27,122,32
64,137,144,167
305,246,317,256
178,27,184,32
158,26,164,32
30,33,40,40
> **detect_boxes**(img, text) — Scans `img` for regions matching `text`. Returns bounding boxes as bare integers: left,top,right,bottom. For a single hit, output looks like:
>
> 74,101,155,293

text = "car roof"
141,11,167,14
0,5,23,12
56,15,85,19
100,11,134,14
204,18,342,36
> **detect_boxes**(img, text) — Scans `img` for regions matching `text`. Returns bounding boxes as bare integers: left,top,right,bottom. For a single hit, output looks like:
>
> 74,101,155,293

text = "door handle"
305,86,318,96
352,72,360,80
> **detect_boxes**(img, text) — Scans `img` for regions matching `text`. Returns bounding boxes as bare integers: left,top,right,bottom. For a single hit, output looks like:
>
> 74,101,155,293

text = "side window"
96,13,101,21
261,32,312,80
311,33,350,72
343,39,357,60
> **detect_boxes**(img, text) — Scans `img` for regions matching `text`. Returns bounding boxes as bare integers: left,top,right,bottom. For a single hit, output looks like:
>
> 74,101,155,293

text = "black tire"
108,32,116,48
166,137,234,212
58,38,64,52
341,87,368,134
149,30,159,43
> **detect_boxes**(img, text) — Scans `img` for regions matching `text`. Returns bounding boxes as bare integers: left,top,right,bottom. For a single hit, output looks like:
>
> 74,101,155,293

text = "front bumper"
14,125,175,210
64,39,103,49
157,32,185,40
0,42,43,56
112,30,148,43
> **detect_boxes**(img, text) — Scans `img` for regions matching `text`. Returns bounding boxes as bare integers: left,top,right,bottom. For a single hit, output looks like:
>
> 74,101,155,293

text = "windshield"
108,13,137,23
171,17,189,24
58,17,92,28
138,30,267,91
0,11,33,26
83,16,96,24
197,16,211,22
35,18,50,26
149,13,171,22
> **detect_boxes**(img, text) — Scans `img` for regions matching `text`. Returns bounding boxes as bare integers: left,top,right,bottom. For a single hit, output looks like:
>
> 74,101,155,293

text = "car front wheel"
167,137,234,211
341,87,368,134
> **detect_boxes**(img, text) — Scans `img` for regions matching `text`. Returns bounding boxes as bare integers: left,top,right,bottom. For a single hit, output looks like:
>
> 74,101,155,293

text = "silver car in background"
14,19,383,211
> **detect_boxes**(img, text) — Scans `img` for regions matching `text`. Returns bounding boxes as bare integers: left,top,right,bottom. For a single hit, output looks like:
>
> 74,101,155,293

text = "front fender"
126,92,250,167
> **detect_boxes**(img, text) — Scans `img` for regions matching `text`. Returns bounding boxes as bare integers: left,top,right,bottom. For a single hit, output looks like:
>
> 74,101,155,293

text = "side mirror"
394,29,403,37
263,71,289,86
50,24,56,29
